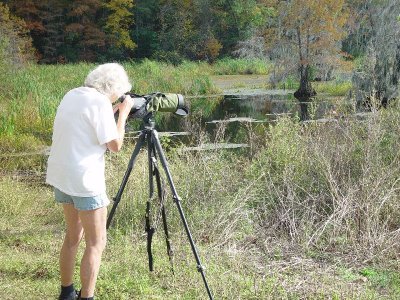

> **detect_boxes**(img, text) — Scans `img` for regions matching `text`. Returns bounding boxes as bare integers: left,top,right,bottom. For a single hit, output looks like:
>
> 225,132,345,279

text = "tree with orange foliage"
0,3,34,66
66,0,106,62
266,0,349,118
7,0,71,63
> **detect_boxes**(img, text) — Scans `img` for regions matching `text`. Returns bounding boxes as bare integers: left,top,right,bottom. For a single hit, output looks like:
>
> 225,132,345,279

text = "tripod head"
142,113,156,131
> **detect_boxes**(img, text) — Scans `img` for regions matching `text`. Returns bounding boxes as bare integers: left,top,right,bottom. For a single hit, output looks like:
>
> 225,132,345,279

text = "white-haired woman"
46,63,134,300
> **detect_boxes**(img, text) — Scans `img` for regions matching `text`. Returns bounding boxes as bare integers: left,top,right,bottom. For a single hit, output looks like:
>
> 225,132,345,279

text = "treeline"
0,0,399,106
1,0,385,65
0,0,272,64
0,0,396,66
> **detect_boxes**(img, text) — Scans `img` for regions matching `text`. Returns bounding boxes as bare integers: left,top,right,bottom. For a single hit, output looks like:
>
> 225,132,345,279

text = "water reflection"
185,91,300,144
217,92,297,121
128,91,339,145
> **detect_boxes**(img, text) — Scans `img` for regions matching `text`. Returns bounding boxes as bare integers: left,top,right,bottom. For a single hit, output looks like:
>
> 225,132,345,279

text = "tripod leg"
151,130,214,300
145,136,155,271
145,199,155,271
145,139,175,273
154,164,174,273
106,131,146,229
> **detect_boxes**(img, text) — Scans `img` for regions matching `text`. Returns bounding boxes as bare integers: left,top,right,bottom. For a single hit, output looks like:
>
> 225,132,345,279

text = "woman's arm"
107,96,134,152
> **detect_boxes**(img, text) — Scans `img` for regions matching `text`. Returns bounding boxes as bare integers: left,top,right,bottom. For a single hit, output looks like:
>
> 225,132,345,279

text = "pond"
128,89,344,147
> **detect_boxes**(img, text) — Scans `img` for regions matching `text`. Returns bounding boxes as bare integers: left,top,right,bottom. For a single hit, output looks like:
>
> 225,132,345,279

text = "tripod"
106,114,214,300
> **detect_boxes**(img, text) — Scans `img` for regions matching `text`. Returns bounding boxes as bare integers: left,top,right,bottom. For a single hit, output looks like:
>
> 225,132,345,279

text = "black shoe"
76,290,94,300
58,290,78,300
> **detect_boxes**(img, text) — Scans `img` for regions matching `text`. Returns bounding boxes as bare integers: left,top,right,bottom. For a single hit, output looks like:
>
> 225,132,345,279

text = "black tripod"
106,114,214,300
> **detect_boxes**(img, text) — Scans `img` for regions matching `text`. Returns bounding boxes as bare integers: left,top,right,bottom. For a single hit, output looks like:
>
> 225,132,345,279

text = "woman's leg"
78,207,107,298
60,203,84,286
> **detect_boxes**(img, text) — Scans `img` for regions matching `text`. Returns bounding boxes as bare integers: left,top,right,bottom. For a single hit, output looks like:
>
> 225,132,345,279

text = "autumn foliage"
3,0,136,63
2,0,274,63
265,0,349,101
0,3,35,65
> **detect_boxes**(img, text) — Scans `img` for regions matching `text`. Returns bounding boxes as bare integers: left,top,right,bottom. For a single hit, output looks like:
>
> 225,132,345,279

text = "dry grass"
2,97,400,298
249,105,400,267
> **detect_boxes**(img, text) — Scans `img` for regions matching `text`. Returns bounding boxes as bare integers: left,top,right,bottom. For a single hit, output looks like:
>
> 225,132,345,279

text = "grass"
314,80,352,96
2,120,400,299
211,58,271,75
274,77,352,97
0,62,204,164
0,156,397,299
276,76,299,90
2,58,400,298
0,58,272,159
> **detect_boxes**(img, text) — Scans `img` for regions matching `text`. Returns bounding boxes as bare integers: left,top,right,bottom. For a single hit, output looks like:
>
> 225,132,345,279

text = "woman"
46,63,134,300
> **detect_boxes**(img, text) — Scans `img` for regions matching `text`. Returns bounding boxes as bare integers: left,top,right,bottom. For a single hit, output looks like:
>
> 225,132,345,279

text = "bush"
249,109,400,260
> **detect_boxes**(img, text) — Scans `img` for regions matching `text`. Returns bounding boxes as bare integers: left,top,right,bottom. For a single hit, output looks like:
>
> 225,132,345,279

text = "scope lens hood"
175,94,189,116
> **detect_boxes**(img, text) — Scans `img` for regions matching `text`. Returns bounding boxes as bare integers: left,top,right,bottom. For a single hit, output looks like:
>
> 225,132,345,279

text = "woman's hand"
113,95,134,117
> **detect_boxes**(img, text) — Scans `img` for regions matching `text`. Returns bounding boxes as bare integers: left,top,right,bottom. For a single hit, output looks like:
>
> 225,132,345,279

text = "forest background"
1,0,400,299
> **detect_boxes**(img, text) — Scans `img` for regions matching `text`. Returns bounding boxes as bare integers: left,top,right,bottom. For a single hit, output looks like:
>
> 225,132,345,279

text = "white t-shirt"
46,87,119,197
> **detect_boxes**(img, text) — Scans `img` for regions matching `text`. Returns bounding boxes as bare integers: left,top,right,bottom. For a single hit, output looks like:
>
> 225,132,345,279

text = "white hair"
84,63,132,99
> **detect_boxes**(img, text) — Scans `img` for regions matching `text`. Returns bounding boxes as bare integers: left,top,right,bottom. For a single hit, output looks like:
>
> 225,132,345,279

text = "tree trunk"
294,64,316,120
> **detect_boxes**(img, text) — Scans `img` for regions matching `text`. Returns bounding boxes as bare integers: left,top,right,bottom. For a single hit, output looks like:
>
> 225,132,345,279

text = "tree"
213,0,272,56
157,0,196,61
233,36,267,59
131,0,160,59
104,0,136,54
191,0,221,61
155,0,270,62
371,0,400,105
0,3,34,66
266,0,349,119
39,1,71,63
65,0,106,62
5,0,70,63
342,0,377,58
4,0,44,55
351,0,400,107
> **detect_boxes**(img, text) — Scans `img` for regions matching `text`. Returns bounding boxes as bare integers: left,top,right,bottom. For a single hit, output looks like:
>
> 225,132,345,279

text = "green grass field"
1,59,400,299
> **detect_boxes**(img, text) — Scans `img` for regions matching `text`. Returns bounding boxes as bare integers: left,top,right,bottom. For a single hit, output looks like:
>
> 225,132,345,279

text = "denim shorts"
54,188,110,211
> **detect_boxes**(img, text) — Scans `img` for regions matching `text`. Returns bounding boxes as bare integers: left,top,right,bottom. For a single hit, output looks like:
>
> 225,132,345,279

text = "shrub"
249,109,400,260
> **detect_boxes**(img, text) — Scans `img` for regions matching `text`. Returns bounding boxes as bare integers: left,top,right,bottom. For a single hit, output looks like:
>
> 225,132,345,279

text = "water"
129,90,339,146
191,91,298,145
208,90,297,121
